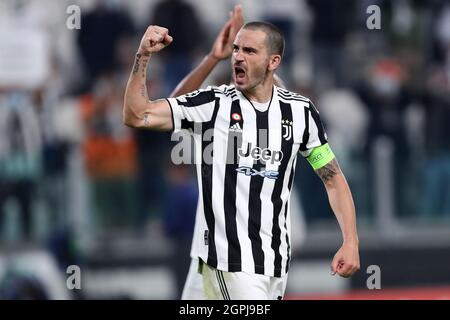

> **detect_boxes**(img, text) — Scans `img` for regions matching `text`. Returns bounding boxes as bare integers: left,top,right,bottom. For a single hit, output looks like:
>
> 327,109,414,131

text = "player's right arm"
123,25,173,131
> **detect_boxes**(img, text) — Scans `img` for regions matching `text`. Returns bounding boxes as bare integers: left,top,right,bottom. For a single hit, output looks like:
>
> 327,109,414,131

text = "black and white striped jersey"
167,84,328,277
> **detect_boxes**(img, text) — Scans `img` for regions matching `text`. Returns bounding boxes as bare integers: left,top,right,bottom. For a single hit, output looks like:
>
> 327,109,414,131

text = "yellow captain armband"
306,143,335,170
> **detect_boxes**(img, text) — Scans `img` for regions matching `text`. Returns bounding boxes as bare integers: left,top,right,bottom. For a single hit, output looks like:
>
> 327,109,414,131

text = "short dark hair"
243,21,285,57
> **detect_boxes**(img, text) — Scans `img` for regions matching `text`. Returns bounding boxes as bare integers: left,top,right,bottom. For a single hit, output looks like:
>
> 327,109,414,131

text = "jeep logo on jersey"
236,167,279,179
238,142,283,165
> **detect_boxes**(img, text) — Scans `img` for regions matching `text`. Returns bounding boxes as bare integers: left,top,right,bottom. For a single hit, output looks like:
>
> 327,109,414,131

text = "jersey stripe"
277,92,309,102
309,102,327,144
299,107,310,152
248,108,268,274
284,156,297,274
177,89,215,107
235,101,257,274
223,100,243,271
278,95,310,103
271,101,294,277
202,98,220,267
211,97,233,270
261,98,282,275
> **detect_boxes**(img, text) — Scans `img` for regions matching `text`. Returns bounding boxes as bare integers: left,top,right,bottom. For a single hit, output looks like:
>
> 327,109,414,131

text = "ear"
268,54,281,72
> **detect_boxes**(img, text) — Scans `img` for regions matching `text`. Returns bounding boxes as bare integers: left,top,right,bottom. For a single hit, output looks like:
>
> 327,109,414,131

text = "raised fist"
138,25,173,55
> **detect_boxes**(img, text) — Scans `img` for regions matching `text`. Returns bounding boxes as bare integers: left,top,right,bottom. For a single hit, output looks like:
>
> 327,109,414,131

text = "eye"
244,48,256,54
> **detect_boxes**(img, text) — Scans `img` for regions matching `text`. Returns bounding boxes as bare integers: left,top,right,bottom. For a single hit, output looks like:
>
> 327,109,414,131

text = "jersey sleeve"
299,101,335,169
166,86,217,134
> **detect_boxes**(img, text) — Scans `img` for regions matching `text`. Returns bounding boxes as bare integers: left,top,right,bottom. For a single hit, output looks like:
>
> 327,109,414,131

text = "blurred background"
0,0,449,300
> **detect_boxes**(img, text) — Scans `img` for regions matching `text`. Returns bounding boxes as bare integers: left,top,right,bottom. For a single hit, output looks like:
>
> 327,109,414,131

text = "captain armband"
306,143,335,170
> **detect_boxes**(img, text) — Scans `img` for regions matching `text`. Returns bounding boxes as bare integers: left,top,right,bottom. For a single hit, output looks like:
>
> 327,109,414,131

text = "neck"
242,75,274,103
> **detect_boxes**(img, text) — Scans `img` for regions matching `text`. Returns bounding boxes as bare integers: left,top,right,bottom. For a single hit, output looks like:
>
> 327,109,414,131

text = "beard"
234,64,269,92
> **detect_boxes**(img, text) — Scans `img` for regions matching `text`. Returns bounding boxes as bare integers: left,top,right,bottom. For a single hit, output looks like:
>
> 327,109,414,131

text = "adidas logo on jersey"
229,122,242,133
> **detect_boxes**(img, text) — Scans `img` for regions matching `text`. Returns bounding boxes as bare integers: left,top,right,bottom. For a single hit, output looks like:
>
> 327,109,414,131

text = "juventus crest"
282,119,293,141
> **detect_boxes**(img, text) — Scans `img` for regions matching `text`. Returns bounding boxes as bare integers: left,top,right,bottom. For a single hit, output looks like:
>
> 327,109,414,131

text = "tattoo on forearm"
133,54,149,76
316,158,340,183
141,58,148,78
140,84,147,98
133,54,142,74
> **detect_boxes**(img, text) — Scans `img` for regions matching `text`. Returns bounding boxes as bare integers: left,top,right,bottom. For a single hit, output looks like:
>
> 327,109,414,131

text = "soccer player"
123,14,360,300
169,6,298,300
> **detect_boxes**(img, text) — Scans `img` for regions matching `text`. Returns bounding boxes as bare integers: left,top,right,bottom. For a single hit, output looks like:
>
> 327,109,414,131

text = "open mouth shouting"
234,65,247,85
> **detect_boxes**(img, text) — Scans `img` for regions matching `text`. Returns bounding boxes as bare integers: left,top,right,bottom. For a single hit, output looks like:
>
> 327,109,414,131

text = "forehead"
234,28,267,49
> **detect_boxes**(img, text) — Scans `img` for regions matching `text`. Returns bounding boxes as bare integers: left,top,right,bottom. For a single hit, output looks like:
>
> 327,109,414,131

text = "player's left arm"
310,146,360,278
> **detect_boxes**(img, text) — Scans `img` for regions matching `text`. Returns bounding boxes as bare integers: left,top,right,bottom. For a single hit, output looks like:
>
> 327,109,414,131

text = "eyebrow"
233,44,258,53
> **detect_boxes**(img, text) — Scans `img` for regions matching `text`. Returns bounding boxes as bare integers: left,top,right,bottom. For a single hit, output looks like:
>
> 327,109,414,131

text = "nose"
233,49,244,63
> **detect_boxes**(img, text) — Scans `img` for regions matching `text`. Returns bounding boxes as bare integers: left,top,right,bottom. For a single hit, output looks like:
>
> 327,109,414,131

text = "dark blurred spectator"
80,74,138,231
357,58,414,216
134,129,171,229
133,76,171,229
425,0,449,65
257,0,306,72
360,59,411,153
163,163,197,299
0,92,42,240
149,0,205,95
34,85,71,232
416,0,450,217
307,0,356,90
77,0,135,90
420,61,450,216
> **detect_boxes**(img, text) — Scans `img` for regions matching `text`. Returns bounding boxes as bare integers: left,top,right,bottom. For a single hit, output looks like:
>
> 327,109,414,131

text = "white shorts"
200,260,288,300
181,257,205,300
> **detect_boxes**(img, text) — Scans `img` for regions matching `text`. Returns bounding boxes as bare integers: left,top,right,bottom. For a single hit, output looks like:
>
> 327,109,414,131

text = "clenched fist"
138,25,173,56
